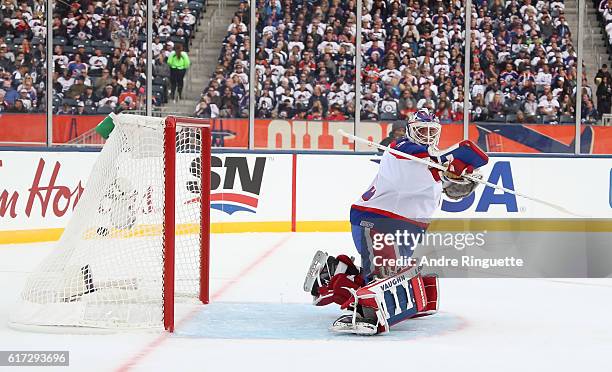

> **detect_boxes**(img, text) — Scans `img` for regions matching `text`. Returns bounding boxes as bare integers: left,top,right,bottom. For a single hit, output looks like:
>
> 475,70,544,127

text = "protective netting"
10,114,205,330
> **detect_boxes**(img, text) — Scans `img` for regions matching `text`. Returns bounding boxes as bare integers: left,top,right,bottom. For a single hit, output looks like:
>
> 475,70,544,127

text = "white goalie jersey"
351,138,443,224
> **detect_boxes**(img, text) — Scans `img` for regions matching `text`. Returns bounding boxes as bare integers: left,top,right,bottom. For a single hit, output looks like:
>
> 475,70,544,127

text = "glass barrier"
1,0,612,153
582,0,612,154
0,4,47,147
466,0,577,154
190,0,251,143
51,0,149,146
252,119,355,150
356,120,465,152
255,1,359,123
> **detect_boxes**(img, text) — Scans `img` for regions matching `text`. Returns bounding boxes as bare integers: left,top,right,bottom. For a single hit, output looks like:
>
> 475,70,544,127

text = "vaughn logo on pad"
185,156,266,214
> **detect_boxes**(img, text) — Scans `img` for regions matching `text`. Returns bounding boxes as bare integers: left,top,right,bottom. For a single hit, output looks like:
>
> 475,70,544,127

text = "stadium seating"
0,0,204,114
201,0,591,123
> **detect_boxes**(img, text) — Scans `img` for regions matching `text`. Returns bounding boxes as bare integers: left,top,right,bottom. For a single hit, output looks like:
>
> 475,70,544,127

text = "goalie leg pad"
413,275,439,318
333,265,429,334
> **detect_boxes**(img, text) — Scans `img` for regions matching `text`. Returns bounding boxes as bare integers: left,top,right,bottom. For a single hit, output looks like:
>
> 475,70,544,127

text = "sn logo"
442,161,518,213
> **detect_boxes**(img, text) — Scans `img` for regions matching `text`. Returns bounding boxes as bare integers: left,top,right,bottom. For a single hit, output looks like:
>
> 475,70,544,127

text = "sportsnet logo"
210,192,259,214
185,156,266,215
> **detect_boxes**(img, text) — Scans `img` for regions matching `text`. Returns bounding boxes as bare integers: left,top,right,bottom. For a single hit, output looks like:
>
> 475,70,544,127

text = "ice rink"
1,232,611,372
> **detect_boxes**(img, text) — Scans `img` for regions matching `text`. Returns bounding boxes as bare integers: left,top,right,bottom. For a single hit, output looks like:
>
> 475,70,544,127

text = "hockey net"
9,114,211,332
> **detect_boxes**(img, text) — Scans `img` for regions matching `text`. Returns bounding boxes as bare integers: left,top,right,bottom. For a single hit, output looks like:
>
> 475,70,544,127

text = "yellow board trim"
296,221,351,232
1,219,611,244
427,219,612,232
0,228,64,245
296,219,612,233
211,221,292,233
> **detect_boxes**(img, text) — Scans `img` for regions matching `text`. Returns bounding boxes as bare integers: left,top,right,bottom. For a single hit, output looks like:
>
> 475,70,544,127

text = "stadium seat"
91,40,109,48
491,114,506,123
100,46,114,55
188,2,204,12
153,91,163,106
170,36,187,46
152,84,167,102
153,76,168,87
542,115,558,124
97,106,114,114
84,106,98,115
52,37,67,46
62,98,78,107
89,69,103,77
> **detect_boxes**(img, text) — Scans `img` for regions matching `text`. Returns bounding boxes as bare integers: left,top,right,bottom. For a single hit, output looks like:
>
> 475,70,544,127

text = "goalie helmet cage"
9,114,211,333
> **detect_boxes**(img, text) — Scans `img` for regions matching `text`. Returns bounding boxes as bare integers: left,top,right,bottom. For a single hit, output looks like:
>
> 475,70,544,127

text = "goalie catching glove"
428,140,489,200
442,162,482,200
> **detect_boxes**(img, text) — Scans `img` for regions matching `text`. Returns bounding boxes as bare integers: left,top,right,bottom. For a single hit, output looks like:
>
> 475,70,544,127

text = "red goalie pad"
412,275,439,318
346,266,430,333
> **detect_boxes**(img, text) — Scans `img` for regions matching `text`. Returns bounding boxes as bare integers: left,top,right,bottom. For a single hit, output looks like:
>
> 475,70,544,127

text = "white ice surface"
0,232,611,372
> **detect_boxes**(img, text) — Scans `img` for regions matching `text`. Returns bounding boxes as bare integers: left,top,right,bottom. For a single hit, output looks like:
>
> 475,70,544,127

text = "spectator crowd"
0,0,203,114
0,0,605,124
597,0,612,120
199,0,604,124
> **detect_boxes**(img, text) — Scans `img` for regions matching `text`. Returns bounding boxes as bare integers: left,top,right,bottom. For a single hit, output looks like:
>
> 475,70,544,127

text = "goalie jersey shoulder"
388,139,430,159
351,138,443,223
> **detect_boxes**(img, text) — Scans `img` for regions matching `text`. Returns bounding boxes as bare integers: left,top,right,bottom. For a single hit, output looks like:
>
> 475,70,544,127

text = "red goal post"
164,116,211,332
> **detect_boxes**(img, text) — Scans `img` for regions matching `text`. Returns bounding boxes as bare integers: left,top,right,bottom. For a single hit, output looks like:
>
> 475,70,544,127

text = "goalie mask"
407,109,441,147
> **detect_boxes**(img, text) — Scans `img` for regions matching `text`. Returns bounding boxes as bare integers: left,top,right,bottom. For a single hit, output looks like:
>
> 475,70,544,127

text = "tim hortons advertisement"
0,152,97,230
0,152,292,234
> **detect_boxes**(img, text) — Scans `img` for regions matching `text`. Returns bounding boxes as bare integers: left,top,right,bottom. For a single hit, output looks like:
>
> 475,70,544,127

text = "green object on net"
95,114,116,139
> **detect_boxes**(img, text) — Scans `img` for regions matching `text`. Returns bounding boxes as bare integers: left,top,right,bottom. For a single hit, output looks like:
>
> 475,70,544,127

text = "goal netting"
9,114,211,332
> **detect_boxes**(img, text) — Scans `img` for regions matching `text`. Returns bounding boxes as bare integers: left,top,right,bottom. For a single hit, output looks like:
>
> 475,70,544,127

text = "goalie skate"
331,311,378,336
303,250,329,293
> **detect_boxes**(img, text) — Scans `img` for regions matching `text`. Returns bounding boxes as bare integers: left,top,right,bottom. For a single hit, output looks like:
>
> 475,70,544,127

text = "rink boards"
0,150,611,244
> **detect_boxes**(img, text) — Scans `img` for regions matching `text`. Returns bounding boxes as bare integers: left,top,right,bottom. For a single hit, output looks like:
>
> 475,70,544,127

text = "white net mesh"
10,114,206,330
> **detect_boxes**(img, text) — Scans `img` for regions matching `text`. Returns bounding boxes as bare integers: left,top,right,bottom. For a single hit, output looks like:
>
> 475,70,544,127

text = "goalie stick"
338,129,586,218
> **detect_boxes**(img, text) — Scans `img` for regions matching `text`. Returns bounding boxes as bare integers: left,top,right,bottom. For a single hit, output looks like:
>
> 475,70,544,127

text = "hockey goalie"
304,108,489,335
